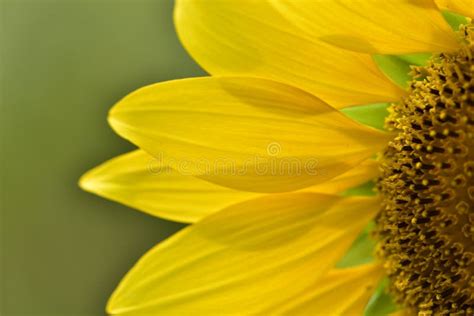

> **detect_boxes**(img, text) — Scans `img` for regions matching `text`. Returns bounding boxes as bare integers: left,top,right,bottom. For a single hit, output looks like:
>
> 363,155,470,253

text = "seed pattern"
375,24,474,315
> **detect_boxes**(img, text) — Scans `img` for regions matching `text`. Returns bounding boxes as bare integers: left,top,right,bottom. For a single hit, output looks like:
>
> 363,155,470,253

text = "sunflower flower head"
79,1,474,315
375,23,474,314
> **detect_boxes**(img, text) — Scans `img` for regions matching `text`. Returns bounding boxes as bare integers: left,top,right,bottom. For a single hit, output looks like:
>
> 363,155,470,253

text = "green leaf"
373,55,412,88
373,53,431,89
396,53,432,67
364,278,398,316
343,180,376,197
442,10,468,31
336,222,376,268
341,103,389,130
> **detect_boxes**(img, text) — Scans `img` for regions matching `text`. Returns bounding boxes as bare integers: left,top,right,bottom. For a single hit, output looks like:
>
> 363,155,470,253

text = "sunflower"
79,0,473,315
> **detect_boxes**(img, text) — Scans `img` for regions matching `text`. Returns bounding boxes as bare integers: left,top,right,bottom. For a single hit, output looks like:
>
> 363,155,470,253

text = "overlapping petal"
79,150,256,223
303,158,379,194
80,150,379,222
174,0,404,108
109,77,391,193
107,193,381,315
267,263,384,315
436,0,474,18
272,0,459,54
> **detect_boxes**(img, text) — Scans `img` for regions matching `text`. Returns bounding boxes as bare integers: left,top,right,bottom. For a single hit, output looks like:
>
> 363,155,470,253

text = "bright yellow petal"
305,159,379,194
79,150,258,223
268,263,384,315
272,0,459,54
109,77,391,193
436,0,474,18
79,150,379,223
107,193,381,315
174,0,403,108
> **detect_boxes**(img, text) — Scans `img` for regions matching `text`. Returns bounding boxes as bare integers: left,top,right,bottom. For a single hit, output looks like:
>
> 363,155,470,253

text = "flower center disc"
375,25,474,314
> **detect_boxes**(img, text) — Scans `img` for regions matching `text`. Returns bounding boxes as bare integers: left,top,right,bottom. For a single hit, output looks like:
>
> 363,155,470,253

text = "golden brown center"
375,25,474,315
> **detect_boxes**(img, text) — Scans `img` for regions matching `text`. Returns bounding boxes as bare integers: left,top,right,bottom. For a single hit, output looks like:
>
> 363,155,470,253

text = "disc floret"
376,24,474,314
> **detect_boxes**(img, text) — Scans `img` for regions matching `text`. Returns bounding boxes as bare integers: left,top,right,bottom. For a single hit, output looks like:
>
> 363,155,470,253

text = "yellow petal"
79,150,258,223
272,0,459,54
79,150,379,223
436,0,474,18
305,159,379,194
174,0,403,108
109,77,391,193
268,263,384,315
107,193,381,315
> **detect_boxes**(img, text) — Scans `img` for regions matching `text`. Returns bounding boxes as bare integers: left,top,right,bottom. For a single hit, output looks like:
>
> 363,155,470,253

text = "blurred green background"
1,0,204,314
